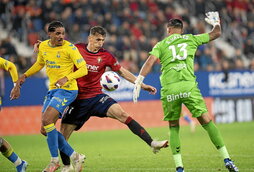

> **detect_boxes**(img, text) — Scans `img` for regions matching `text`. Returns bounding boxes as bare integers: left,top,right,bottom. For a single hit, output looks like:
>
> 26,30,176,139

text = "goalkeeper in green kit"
133,11,239,172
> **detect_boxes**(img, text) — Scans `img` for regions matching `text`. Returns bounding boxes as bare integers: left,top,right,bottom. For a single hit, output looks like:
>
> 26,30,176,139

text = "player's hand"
205,11,220,26
55,76,68,88
142,84,157,95
33,40,42,53
10,84,21,100
133,75,144,103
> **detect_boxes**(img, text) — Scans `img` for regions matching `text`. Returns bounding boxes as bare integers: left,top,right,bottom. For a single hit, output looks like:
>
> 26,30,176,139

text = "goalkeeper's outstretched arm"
209,24,221,41
205,11,221,41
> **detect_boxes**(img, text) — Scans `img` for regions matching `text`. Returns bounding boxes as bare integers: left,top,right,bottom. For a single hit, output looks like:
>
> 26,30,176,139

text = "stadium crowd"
0,0,254,74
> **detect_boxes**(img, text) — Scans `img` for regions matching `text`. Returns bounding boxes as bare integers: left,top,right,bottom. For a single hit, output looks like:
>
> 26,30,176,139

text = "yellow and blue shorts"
42,89,78,116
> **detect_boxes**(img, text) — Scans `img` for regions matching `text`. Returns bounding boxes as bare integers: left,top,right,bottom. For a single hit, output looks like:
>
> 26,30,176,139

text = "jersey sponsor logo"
46,60,60,68
86,63,99,72
166,92,191,102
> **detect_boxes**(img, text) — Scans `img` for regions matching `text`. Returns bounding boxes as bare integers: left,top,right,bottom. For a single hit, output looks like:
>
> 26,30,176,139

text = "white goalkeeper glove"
205,11,220,26
133,75,144,103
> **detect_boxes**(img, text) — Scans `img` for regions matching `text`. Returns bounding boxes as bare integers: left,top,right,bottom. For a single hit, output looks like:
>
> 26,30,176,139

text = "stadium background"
0,0,254,136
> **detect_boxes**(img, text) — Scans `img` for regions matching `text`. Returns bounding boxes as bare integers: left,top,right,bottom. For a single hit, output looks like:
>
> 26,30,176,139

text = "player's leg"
42,106,62,171
168,120,184,172
42,90,84,172
0,137,28,172
60,99,90,172
198,113,238,171
185,84,238,172
107,103,168,153
161,93,183,171
60,123,77,172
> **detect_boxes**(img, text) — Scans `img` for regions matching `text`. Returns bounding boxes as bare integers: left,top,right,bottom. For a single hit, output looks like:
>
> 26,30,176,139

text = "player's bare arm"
33,40,42,53
117,67,136,83
139,54,158,77
117,67,156,94
55,76,68,88
208,25,221,41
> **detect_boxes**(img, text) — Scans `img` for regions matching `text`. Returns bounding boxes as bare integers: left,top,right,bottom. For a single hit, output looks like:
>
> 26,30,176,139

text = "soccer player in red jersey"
58,26,169,171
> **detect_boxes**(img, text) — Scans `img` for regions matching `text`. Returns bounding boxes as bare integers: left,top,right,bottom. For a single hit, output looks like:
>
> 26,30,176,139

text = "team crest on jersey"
56,51,60,58
113,61,119,66
97,57,102,63
43,52,47,56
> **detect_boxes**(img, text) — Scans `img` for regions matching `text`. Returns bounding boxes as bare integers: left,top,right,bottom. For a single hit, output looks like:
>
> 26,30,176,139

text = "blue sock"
183,115,192,123
58,131,74,157
8,152,18,163
44,124,59,158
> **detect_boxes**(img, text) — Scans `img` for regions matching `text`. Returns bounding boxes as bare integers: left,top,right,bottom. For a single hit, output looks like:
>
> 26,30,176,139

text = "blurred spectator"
249,58,254,70
0,37,17,60
0,0,254,73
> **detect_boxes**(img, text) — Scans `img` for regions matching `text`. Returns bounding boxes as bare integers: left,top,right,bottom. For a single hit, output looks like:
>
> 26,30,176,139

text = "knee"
198,113,211,125
116,111,129,123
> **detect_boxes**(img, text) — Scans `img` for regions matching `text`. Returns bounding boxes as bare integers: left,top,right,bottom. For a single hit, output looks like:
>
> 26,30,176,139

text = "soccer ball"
100,71,121,91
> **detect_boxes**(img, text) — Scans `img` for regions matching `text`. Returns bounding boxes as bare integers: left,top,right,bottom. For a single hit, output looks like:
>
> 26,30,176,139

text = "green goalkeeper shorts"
161,81,208,121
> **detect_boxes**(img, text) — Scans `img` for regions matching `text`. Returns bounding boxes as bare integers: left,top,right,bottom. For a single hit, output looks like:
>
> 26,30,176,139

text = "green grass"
1,122,254,171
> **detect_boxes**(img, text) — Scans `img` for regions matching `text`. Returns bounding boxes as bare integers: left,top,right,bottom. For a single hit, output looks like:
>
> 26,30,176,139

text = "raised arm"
205,11,221,41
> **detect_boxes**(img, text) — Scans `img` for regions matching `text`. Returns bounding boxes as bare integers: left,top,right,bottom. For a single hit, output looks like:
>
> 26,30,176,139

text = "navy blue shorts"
61,94,117,130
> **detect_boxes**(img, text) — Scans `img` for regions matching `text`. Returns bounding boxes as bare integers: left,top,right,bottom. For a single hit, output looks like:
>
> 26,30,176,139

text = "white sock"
70,151,77,160
14,157,22,167
51,157,59,162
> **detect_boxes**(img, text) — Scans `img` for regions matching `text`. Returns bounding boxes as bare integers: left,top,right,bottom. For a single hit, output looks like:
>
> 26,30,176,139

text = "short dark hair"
167,19,183,29
90,26,106,36
48,21,64,32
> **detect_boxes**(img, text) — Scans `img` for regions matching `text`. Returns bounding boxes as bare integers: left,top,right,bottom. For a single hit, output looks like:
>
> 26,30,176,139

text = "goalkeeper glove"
205,11,220,26
133,75,144,103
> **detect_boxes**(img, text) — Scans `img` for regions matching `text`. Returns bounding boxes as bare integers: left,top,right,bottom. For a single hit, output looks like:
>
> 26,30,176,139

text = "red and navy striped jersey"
75,43,121,99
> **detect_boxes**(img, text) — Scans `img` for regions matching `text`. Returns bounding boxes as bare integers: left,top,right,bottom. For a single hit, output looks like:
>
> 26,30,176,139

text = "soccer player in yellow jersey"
14,21,88,172
0,57,28,172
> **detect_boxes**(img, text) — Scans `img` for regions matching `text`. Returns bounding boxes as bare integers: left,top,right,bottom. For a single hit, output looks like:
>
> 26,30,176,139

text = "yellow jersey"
25,40,87,90
0,57,18,82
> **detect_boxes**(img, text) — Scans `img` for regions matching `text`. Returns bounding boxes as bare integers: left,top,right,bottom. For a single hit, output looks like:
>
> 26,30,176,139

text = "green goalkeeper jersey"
149,33,209,87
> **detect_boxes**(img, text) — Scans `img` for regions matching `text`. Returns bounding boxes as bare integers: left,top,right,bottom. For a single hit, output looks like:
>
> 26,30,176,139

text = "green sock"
202,121,225,149
170,126,183,167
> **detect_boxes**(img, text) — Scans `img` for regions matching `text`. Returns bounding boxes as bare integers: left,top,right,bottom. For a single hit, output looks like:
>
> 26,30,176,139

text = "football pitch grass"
1,122,254,172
